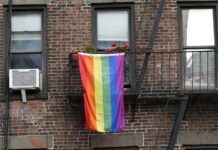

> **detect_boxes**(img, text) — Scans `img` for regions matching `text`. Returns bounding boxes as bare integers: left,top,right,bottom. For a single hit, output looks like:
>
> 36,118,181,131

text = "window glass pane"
184,49,215,90
182,9,214,46
12,13,41,32
11,54,42,69
97,10,129,49
124,55,130,84
11,33,42,52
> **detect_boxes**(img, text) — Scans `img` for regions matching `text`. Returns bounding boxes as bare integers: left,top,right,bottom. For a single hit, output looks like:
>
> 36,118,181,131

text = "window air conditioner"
9,69,40,103
9,69,40,89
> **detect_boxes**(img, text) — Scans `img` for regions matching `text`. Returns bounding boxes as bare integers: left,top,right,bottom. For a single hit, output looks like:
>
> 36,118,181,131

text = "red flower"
105,49,108,53
109,49,113,53
115,50,120,53
73,49,81,53
123,45,128,49
123,42,126,45
111,43,117,47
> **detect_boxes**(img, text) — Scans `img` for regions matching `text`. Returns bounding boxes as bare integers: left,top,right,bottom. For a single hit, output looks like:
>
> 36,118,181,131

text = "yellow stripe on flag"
94,56,104,132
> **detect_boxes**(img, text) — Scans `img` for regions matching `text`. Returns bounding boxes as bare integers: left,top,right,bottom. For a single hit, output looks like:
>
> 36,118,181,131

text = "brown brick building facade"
0,0,217,150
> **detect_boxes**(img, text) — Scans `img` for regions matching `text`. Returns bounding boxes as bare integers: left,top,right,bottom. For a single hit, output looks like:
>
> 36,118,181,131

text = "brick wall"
0,0,217,150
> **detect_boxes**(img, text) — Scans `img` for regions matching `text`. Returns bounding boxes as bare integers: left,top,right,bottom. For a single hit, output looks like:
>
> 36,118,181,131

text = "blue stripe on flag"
109,56,118,132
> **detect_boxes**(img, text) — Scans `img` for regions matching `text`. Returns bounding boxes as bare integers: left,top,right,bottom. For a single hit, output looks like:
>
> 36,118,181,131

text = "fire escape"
68,0,217,150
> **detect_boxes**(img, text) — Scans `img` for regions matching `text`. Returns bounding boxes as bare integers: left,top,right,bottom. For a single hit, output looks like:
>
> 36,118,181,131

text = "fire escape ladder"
167,96,188,150
131,0,166,121
135,0,165,94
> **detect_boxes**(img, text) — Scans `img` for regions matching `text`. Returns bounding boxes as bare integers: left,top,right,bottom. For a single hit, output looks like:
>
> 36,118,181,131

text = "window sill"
0,0,50,5
0,92,48,101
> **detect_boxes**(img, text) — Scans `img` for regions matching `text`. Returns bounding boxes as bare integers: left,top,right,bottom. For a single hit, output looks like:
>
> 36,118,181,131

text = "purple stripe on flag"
116,55,125,131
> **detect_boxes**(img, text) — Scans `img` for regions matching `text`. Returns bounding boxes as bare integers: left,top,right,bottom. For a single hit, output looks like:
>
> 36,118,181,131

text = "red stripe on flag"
79,55,90,129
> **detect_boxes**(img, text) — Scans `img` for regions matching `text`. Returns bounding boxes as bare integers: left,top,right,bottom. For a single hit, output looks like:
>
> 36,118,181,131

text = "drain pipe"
4,0,12,149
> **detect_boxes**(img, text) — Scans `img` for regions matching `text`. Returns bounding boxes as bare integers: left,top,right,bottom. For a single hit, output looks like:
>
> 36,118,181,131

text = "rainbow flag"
78,53,125,132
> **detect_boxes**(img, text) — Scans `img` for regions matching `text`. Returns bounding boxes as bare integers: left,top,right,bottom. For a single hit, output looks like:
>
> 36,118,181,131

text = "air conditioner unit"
9,69,40,89
9,69,40,103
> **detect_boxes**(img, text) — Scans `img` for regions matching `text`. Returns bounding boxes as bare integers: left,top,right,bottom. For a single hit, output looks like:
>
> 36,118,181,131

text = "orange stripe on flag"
86,55,97,131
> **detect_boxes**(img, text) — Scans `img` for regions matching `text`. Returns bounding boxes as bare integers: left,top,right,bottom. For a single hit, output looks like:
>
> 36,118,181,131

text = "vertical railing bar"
184,52,186,91
178,52,180,93
145,53,152,93
207,51,209,91
154,53,156,90
168,52,170,91
200,51,201,91
192,52,194,92
215,50,216,90
161,52,163,93
145,53,148,94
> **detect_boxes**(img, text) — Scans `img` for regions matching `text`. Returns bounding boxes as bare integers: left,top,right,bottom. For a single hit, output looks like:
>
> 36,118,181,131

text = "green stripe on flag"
101,56,112,132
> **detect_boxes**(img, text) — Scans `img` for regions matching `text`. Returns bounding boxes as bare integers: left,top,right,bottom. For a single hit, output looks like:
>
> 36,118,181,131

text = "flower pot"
72,53,78,67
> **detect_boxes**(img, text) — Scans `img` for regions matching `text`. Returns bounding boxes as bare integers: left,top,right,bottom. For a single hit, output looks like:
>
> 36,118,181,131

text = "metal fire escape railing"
69,50,218,98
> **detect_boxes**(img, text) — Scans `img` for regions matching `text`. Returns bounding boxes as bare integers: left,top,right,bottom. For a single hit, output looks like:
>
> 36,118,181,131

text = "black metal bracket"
131,95,138,121
167,95,188,150
68,53,73,100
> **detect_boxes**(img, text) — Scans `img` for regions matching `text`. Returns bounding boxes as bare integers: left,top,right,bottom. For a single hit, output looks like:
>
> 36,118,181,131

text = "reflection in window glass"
11,54,42,69
11,33,42,52
182,9,214,46
184,50,215,89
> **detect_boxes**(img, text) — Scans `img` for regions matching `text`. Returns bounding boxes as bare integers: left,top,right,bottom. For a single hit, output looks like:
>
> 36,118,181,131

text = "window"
4,7,47,99
92,3,135,89
179,3,218,91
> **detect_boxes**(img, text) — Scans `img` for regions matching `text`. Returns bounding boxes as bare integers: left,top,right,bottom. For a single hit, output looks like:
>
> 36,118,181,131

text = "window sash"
97,10,129,41
10,12,43,70
94,8,131,51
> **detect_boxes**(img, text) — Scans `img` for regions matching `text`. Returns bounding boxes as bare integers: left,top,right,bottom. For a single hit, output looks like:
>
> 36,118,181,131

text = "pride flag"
78,53,125,132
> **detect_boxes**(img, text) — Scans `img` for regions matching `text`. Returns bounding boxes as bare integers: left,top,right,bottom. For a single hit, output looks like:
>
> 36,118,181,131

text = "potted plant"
105,42,129,53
